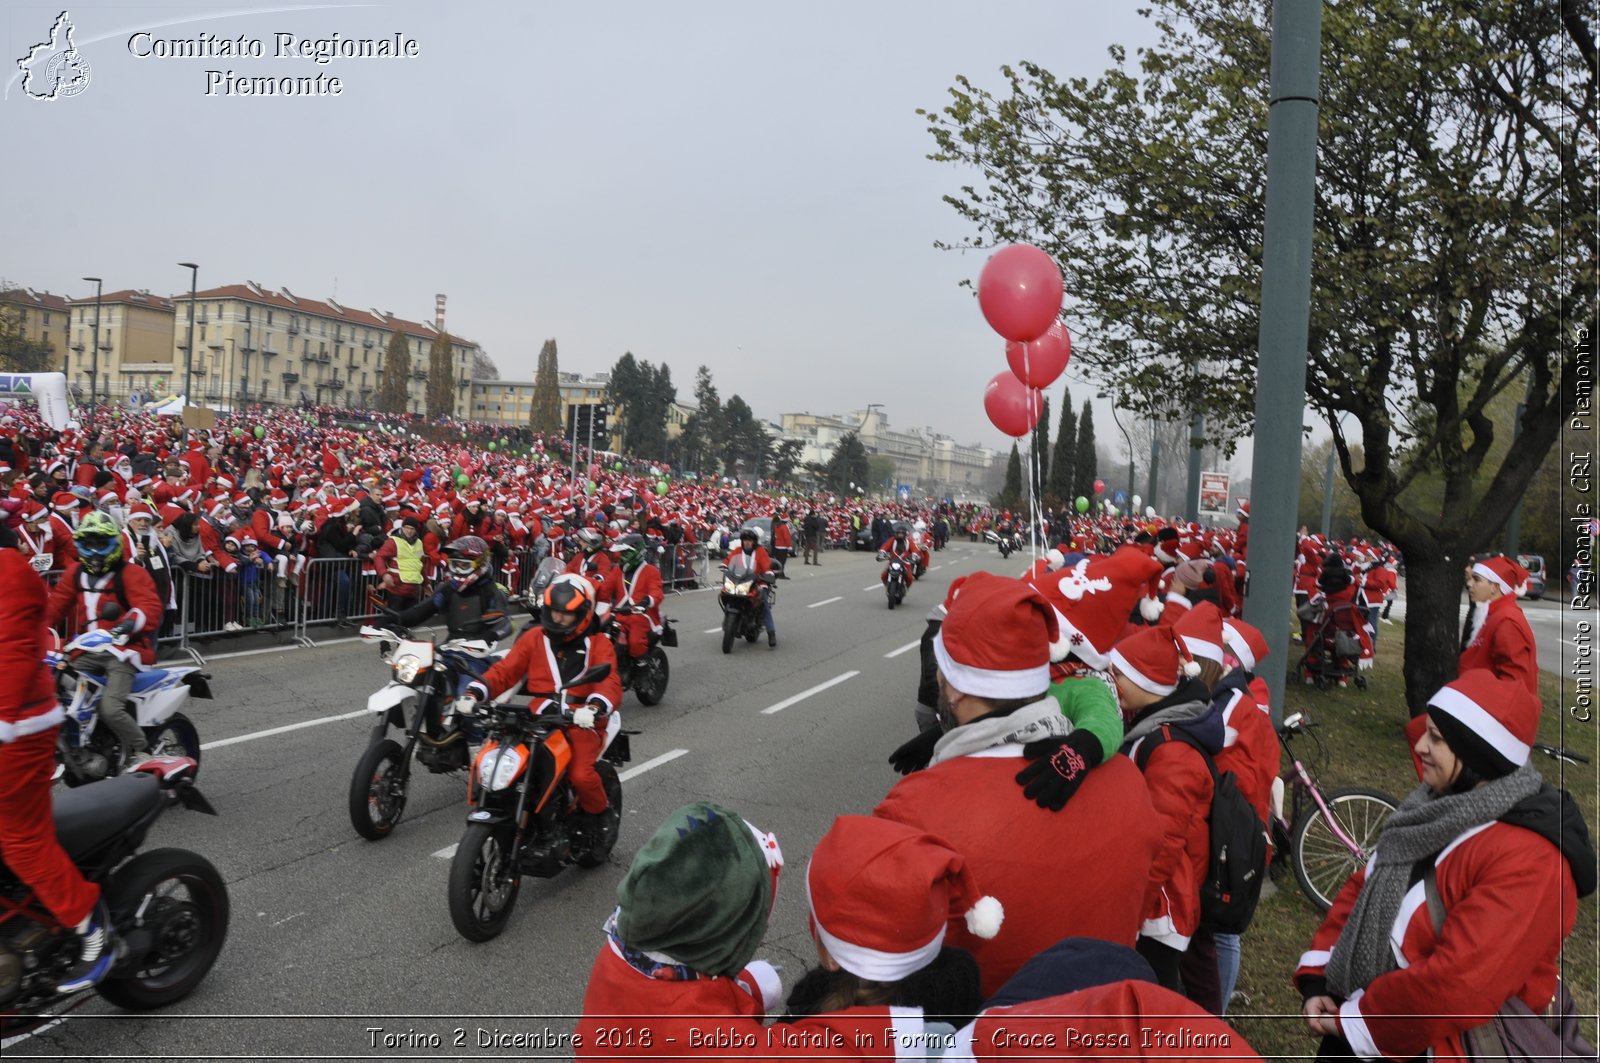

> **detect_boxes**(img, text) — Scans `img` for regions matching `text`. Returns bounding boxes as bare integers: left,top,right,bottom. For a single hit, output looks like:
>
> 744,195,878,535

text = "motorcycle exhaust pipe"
416,730,464,749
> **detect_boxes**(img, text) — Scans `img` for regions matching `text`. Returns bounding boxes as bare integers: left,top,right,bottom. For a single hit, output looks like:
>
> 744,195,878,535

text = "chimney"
435,293,446,330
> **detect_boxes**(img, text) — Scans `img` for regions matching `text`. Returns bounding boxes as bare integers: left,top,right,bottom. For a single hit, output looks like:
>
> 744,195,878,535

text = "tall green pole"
1241,0,1323,724
1185,411,1205,522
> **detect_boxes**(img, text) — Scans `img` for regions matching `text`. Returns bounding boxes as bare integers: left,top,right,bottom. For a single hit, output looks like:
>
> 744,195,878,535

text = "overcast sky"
2,1,1259,467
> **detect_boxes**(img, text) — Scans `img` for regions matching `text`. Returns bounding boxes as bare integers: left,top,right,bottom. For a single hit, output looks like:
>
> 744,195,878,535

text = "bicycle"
1269,712,1399,911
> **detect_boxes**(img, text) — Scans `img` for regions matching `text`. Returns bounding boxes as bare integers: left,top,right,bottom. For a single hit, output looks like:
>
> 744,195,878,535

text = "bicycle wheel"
1292,786,1398,911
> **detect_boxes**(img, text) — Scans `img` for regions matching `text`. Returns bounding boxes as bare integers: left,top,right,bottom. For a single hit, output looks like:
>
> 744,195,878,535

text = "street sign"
1114,491,1127,505
1199,471,1230,517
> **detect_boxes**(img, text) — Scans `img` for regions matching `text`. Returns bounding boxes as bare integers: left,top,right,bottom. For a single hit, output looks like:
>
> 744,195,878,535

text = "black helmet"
739,526,760,546
541,573,595,641
443,535,489,584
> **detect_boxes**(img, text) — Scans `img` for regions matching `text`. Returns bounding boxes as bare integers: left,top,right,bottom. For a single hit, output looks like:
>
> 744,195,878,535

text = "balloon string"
1024,343,1040,572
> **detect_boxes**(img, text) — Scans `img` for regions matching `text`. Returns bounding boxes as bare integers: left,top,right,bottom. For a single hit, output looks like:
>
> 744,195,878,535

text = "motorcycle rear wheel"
634,649,669,706
448,822,521,942
576,762,624,868
145,713,202,772
721,611,737,654
98,848,230,1010
348,738,407,840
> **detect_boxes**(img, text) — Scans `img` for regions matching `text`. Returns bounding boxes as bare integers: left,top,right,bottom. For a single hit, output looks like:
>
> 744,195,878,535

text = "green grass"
1228,621,1598,1060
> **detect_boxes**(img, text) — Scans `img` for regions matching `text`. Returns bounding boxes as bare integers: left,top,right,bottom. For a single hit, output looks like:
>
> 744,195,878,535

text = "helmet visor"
448,557,479,578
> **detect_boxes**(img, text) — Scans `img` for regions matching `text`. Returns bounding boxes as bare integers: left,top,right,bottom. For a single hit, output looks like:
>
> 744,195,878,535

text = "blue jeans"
1365,605,1381,646
1215,931,1241,1014
759,587,775,635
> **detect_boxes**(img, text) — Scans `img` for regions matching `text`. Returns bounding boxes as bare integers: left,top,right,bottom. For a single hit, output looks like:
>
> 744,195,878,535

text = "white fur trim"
1427,685,1531,767
1179,634,1225,664
0,703,66,743
805,865,944,981
1297,948,1332,970
1050,607,1110,668
945,1021,978,1063
1139,916,1190,952
1339,991,1381,1059
1138,595,1164,622
1471,562,1513,597
934,631,1050,700
964,896,1004,939
739,960,782,1011
1110,647,1176,697
888,1008,930,1061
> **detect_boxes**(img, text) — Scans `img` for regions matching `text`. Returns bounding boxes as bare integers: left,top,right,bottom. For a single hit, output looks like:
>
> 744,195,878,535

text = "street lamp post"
82,277,102,409
177,262,198,407
1098,392,1136,507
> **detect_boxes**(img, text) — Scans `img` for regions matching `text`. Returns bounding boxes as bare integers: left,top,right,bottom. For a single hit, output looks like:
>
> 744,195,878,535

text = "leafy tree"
471,349,500,381
680,365,723,475
720,394,768,480
529,338,563,437
771,439,805,483
1047,389,1077,507
377,328,410,414
1030,395,1051,507
1072,402,1099,501
866,455,897,494
426,331,454,419
997,443,1023,510
923,0,1594,711
823,431,870,493
611,358,675,459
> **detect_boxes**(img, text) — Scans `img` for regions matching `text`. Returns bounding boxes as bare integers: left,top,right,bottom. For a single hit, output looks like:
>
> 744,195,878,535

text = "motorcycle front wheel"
721,611,737,654
348,738,408,840
448,822,521,942
98,848,230,1010
145,712,202,771
634,649,669,706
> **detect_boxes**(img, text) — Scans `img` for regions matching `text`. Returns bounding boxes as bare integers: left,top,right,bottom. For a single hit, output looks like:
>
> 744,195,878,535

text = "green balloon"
656,480,670,495
253,425,265,439
488,441,497,451
456,473,470,487
613,462,623,471
1075,495,1089,513
232,427,244,438
586,482,598,496
452,466,462,476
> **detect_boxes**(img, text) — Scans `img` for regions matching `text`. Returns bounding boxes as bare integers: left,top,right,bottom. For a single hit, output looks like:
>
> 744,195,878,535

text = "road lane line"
703,626,722,634
433,749,690,859
761,671,860,715
201,708,370,750
807,596,843,608
929,564,943,571
861,584,880,592
883,640,920,659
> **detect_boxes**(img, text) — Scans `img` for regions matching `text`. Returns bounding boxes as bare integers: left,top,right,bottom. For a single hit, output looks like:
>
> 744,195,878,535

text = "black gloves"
888,727,942,775
1015,730,1104,811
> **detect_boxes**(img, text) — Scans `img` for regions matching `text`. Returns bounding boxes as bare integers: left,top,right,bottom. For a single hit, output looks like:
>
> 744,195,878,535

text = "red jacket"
477,626,622,717
1213,681,1278,832
0,549,63,741
566,551,623,613
1296,819,1579,1062
1458,594,1537,695
46,561,164,666
249,507,291,553
1124,732,1213,951
619,562,665,628
16,514,76,573
771,519,792,551
875,746,1159,996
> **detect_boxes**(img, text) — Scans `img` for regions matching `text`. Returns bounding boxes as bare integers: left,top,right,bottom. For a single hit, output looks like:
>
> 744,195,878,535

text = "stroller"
1296,598,1369,690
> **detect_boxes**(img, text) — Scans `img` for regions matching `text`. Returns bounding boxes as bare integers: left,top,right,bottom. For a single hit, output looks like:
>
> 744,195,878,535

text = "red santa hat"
933,572,1057,699
125,501,156,521
1032,547,1165,669
1236,498,1250,519
1471,556,1530,598
51,491,81,511
1171,601,1226,665
1426,669,1539,777
1220,617,1270,673
805,815,1002,982
268,489,290,509
1109,624,1200,698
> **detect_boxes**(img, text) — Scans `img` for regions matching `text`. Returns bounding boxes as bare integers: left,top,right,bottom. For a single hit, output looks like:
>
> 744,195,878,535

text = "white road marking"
761,671,860,715
807,596,843,608
201,708,370,750
433,748,690,859
2,1018,66,1049
929,564,943,571
861,584,880,592
883,640,921,659
703,626,722,634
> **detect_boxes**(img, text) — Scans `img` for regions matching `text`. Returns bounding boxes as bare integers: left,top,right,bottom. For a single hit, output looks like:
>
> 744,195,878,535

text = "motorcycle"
347,624,506,841
985,529,1020,559
605,608,674,706
446,663,631,942
0,758,227,1034
48,629,211,787
718,565,776,654
882,557,909,610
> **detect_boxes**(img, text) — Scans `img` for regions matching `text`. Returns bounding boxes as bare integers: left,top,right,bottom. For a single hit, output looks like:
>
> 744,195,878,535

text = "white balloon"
1145,506,1157,518
1131,494,1142,508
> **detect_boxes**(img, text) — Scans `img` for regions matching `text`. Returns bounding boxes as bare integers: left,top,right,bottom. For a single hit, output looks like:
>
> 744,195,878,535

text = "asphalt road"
1392,588,1590,679
10,542,996,1060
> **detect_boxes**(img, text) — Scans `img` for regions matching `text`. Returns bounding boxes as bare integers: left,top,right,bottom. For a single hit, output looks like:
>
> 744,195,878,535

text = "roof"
170,282,478,347
0,287,73,313
65,289,175,312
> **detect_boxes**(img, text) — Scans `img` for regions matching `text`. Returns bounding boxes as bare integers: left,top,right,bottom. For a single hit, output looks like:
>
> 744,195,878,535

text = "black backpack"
1132,725,1269,935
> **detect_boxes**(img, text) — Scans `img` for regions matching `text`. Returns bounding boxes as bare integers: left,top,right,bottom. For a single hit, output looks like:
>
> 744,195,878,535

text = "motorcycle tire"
448,822,521,942
145,712,202,772
348,738,408,841
576,762,624,869
721,611,737,655
97,848,230,1010
887,592,896,610
634,649,669,706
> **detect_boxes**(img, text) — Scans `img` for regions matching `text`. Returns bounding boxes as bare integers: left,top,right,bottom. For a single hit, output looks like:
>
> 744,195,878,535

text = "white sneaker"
223,621,244,632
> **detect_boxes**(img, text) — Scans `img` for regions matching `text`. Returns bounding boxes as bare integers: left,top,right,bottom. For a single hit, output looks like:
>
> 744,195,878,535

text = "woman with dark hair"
1296,670,1595,1061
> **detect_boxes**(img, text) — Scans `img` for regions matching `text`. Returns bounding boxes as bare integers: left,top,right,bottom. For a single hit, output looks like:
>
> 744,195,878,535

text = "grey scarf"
1325,762,1542,997
1120,698,1210,752
930,698,1074,765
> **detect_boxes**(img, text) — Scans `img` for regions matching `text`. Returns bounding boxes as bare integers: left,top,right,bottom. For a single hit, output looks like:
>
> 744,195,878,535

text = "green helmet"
74,511,125,576
612,533,646,571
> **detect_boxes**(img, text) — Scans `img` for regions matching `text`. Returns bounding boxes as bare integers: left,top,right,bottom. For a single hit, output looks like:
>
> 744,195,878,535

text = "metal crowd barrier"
294,556,385,646
659,541,706,592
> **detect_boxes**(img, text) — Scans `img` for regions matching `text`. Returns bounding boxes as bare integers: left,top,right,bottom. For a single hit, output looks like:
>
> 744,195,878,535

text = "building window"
266,310,273,325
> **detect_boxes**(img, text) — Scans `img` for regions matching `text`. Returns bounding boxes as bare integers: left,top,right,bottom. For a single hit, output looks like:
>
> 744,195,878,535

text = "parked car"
1517,554,1547,600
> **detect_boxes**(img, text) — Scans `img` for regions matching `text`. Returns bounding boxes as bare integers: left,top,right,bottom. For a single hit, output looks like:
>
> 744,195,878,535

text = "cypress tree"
999,442,1023,510
1073,400,1099,501
1030,395,1050,507
378,329,410,414
529,338,563,436
426,330,454,419
1048,388,1076,506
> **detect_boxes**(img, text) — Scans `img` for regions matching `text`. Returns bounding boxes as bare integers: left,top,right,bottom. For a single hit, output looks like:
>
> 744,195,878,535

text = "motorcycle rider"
0,498,111,994
44,512,164,766
565,526,621,621
725,527,777,647
460,573,622,822
880,527,918,592
608,534,663,665
391,535,512,692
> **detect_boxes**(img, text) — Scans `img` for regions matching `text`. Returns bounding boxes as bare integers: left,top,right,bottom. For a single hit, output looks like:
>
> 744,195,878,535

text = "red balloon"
1093,478,1105,495
984,370,1043,437
978,244,1064,342
1004,321,1072,389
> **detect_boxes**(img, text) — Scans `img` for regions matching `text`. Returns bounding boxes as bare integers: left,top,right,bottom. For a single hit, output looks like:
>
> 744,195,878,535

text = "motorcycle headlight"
723,578,737,594
482,746,525,791
392,653,425,684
